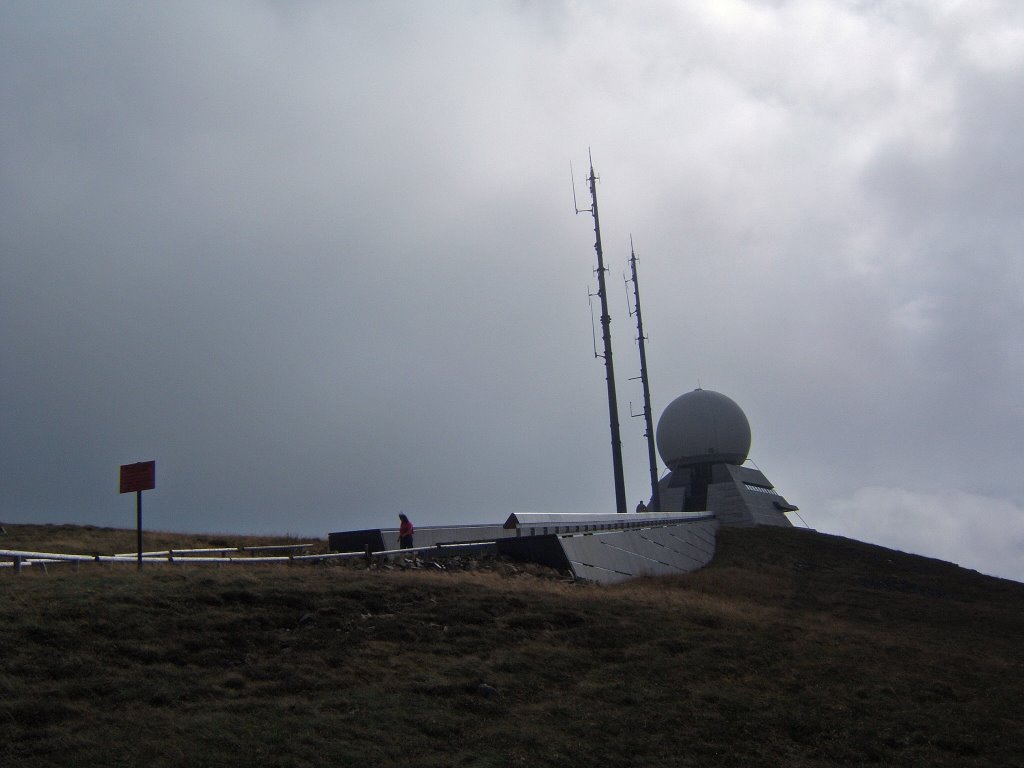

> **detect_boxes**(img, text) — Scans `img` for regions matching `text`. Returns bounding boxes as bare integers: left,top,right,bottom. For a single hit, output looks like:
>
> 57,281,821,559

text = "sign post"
119,461,155,570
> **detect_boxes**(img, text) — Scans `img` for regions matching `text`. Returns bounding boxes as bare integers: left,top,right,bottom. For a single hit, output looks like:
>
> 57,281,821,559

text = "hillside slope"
1,524,1021,767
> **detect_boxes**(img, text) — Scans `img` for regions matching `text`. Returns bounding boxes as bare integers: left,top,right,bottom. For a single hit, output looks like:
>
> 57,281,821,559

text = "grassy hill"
1,523,1021,767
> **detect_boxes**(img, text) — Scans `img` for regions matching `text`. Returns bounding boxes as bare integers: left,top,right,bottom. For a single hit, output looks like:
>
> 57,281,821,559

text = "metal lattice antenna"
626,237,661,512
574,151,627,513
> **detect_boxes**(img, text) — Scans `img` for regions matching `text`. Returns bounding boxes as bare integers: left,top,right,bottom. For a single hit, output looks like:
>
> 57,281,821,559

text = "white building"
653,388,797,527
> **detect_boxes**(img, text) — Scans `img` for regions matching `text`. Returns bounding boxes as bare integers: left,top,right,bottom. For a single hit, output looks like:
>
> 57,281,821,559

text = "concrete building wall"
558,516,718,584
656,462,795,528
721,464,794,527
331,514,721,584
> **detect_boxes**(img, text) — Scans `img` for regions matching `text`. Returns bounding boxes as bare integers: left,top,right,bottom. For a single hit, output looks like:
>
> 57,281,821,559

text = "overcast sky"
3,1,1023,582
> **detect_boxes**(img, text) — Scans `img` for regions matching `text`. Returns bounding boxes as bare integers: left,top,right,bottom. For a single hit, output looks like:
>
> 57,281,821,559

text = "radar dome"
656,389,751,468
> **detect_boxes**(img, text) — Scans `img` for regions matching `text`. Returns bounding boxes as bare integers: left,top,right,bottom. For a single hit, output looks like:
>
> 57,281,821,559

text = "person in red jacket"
398,513,414,549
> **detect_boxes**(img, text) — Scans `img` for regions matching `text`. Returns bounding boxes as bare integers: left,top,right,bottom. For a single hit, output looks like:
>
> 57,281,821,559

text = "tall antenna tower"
627,237,661,512
575,153,627,513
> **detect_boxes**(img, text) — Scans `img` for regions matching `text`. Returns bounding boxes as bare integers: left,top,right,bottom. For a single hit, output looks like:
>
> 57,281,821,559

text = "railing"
502,511,716,537
0,540,496,574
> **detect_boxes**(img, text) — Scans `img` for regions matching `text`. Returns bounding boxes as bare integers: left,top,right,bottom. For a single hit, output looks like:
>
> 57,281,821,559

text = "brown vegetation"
1,523,1021,766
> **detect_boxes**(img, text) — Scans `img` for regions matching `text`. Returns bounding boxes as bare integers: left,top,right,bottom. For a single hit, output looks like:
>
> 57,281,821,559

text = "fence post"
13,556,22,575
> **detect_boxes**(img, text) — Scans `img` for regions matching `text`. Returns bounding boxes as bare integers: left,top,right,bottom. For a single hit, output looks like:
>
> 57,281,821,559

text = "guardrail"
0,540,497,574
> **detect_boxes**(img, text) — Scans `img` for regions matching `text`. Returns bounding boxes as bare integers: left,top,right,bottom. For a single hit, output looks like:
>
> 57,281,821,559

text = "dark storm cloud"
2,1,1023,580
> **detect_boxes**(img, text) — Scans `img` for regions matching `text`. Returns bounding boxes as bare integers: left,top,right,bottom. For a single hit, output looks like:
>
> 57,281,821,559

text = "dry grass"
1,523,1022,767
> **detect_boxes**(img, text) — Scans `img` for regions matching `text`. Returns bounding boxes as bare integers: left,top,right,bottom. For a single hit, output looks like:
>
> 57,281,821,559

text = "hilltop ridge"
2,523,1021,766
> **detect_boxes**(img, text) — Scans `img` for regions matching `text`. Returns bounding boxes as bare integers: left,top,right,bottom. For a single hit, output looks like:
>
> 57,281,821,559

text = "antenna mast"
627,237,661,512
576,153,628,514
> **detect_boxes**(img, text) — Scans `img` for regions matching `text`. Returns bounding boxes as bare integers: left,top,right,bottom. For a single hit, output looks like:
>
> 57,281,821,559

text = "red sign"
120,461,155,494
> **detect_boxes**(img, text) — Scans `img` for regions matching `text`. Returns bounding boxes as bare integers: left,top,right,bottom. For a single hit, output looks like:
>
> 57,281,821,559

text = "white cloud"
818,486,1024,582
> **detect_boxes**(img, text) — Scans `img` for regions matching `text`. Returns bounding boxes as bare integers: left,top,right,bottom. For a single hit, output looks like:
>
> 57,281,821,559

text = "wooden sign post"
119,461,155,570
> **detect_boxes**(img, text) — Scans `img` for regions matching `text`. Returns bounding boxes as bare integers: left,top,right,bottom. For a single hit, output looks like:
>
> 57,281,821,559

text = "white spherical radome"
655,389,751,467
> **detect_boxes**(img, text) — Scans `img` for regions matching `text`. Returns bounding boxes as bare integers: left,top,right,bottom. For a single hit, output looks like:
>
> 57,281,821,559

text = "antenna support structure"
575,153,628,514
627,238,661,512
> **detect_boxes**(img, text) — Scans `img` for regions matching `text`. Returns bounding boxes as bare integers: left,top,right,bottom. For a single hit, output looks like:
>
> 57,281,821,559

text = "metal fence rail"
1,540,497,574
